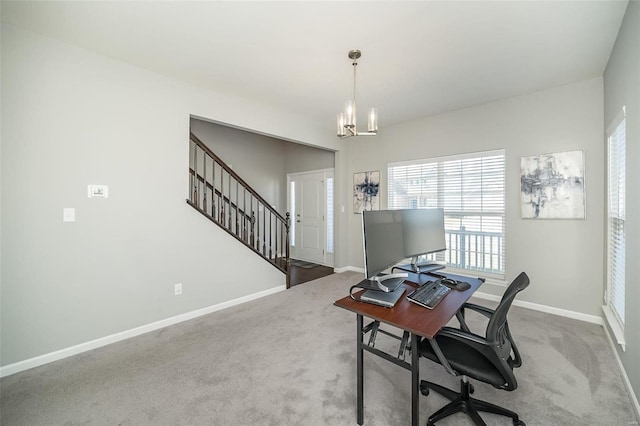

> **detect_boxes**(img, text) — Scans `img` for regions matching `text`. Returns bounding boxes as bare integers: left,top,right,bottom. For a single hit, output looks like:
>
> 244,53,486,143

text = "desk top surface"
334,271,483,339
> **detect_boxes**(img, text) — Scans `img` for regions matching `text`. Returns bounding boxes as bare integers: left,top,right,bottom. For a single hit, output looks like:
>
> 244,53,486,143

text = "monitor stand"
395,258,446,274
369,272,408,292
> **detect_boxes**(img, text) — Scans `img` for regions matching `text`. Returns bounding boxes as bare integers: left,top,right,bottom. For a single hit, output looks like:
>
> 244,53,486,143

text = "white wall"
0,24,339,367
603,0,640,409
346,78,605,317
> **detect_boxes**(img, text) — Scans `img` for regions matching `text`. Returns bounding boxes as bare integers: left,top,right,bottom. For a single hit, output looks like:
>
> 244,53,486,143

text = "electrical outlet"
174,283,182,296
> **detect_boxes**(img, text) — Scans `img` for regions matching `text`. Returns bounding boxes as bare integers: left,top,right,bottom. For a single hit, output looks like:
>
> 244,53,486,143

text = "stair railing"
186,133,290,285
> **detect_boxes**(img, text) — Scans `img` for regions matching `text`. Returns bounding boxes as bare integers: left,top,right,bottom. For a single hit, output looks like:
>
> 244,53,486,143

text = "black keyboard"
407,281,451,309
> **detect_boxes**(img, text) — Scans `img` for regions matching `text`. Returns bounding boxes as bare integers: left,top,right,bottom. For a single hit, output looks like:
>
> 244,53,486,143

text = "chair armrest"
453,299,525,369
456,303,494,333
438,326,488,346
461,302,495,319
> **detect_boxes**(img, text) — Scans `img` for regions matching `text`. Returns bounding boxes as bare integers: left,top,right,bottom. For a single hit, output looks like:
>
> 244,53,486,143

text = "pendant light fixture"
337,49,378,138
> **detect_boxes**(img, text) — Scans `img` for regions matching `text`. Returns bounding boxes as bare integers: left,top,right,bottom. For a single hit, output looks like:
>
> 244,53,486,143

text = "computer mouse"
441,278,471,291
440,278,457,288
455,281,471,291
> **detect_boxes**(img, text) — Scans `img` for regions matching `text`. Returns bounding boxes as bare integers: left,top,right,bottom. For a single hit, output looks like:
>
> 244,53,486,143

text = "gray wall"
284,142,335,175
346,78,606,318
190,119,288,214
603,0,640,408
0,24,338,366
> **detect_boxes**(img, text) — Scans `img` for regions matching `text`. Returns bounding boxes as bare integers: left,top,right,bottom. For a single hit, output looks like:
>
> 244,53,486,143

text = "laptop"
360,287,405,308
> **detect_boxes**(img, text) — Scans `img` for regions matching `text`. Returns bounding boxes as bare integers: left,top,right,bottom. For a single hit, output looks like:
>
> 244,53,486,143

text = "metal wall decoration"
353,171,380,213
520,150,585,219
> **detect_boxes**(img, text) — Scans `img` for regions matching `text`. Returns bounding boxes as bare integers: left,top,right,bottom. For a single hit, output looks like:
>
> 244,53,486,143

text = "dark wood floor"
289,263,334,287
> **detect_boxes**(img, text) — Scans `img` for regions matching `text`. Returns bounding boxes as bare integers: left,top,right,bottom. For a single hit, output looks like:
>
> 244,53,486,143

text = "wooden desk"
334,272,483,426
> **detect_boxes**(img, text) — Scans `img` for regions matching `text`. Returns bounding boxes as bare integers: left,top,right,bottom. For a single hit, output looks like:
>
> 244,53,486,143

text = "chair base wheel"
421,378,522,426
420,381,430,396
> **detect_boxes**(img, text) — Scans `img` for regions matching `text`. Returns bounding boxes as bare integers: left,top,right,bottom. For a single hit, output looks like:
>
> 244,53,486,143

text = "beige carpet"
1,271,637,425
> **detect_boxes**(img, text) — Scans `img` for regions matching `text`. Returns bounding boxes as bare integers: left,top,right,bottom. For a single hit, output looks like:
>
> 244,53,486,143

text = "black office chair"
418,272,530,426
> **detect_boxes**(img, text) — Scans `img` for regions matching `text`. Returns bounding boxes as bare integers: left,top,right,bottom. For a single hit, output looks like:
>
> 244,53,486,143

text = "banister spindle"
255,202,259,251
193,145,198,206
228,173,232,232
212,160,217,221
202,150,207,213
262,204,266,256
219,167,224,225
243,187,247,242
269,211,273,260
250,207,255,247
235,180,240,236
275,213,278,264
189,140,194,203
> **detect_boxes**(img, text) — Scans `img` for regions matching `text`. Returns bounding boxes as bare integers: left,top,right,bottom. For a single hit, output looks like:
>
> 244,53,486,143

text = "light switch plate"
63,208,75,222
88,185,108,198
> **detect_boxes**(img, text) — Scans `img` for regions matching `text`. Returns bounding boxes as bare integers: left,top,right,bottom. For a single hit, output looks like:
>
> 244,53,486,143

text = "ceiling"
1,1,629,132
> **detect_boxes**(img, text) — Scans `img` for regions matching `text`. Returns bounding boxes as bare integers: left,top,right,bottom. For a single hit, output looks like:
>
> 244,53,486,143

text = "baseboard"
0,285,287,378
334,266,364,274
603,322,640,422
0,271,611,378
471,290,603,325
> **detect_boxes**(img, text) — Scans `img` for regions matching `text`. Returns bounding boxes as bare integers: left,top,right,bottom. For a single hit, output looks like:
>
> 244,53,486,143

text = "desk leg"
357,314,364,425
411,333,419,426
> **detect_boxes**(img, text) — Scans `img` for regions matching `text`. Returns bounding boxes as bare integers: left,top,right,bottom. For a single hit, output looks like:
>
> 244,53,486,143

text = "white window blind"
607,111,626,328
290,181,296,247
388,149,505,277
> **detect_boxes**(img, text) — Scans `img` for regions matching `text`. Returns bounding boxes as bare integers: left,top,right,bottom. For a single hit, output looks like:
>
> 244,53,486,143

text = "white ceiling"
1,1,629,132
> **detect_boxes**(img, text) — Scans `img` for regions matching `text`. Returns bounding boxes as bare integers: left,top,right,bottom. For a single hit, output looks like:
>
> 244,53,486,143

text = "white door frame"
287,168,335,267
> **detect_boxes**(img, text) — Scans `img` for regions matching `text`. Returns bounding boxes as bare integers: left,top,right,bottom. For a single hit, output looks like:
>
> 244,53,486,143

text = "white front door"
296,171,325,263
289,170,333,265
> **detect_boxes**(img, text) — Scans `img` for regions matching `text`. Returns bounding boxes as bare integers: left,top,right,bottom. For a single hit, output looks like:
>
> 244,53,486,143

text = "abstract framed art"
520,150,585,219
353,171,380,213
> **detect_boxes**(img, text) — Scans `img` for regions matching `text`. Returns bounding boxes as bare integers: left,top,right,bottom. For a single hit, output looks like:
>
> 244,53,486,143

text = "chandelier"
337,49,378,138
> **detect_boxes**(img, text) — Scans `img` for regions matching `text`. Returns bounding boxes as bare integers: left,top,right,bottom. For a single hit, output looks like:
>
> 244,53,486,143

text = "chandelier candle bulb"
368,107,378,132
345,100,356,127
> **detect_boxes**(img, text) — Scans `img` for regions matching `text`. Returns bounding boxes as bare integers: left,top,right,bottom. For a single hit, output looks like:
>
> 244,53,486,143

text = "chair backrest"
485,272,530,384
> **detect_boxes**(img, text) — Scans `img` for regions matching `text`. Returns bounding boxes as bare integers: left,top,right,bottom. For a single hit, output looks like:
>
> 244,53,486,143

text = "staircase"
186,132,291,286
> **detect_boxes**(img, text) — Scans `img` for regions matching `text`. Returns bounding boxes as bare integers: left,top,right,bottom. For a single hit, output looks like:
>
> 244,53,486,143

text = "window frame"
388,149,506,279
604,106,626,349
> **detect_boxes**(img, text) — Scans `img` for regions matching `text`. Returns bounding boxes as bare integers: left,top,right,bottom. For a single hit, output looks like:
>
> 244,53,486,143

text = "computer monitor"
362,210,406,291
362,208,446,291
400,208,446,271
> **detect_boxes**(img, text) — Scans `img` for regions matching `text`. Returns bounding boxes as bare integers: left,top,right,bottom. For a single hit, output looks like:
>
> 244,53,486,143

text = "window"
388,149,506,278
327,177,334,253
606,108,626,334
